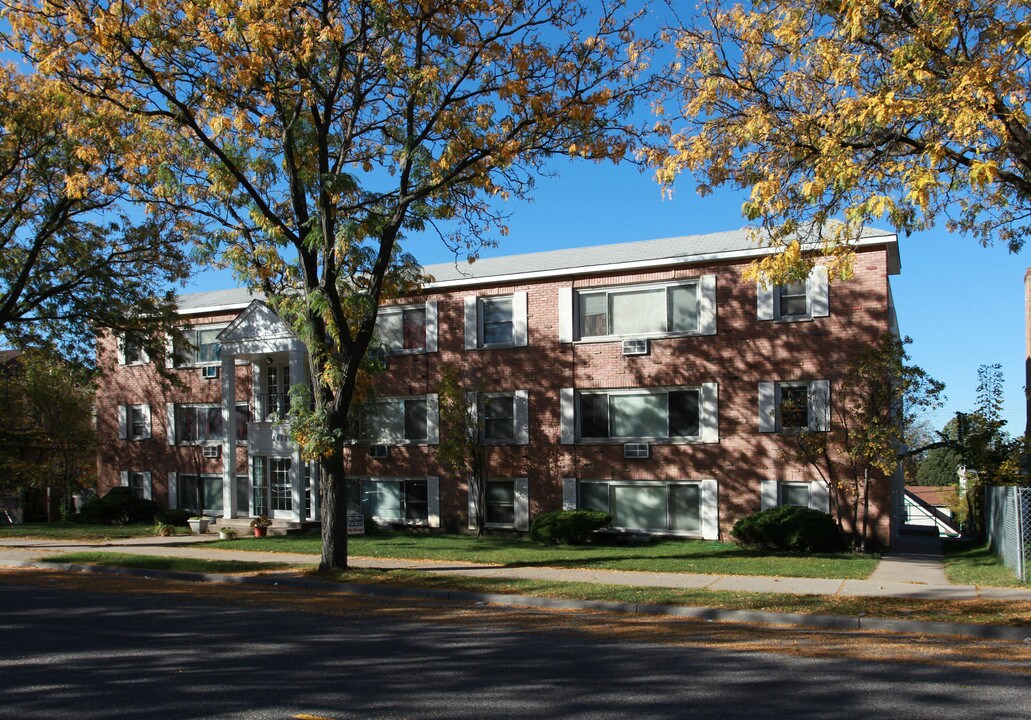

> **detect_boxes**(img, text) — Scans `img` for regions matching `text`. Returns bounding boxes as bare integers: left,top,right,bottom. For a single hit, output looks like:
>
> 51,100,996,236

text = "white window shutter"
811,266,829,318
758,382,776,432
425,300,438,353
810,479,830,513
165,333,175,368
117,405,127,439
514,390,529,445
463,296,478,349
465,391,478,432
514,477,530,531
141,404,152,439
761,480,778,510
166,403,176,446
119,471,129,487
757,282,774,320
142,472,153,500
558,287,574,343
562,477,577,510
426,394,440,445
700,479,719,540
116,335,126,365
810,380,831,431
427,476,440,528
168,472,178,509
512,291,528,347
468,480,478,530
699,382,719,443
699,274,717,335
559,388,575,444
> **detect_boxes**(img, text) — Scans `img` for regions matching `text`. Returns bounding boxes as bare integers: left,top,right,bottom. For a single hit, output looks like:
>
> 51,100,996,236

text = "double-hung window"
121,471,152,500
374,302,437,354
176,404,223,444
565,276,716,342
360,395,439,445
119,404,151,441
464,292,528,349
176,325,226,366
479,390,529,444
758,380,831,433
565,385,719,443
760,479,830,513
117,335,148,365
757,266,829,321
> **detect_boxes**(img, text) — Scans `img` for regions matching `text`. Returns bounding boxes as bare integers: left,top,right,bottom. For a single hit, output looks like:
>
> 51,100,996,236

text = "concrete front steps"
204,517,311,538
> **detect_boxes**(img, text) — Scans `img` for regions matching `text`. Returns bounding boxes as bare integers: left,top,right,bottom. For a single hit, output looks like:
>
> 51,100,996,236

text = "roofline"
422,232,900,290
177,301,256,316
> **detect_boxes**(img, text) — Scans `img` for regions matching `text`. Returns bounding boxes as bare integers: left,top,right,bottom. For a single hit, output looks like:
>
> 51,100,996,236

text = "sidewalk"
2,534,1029,602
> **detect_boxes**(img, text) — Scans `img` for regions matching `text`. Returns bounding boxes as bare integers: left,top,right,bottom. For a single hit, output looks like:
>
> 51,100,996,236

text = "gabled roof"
906,486,960,507
176,287,263,315
216,300,297,345
420,225,899,288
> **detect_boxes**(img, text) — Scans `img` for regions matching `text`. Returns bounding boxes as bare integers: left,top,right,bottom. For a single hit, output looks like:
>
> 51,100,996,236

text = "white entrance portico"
216,301,317,522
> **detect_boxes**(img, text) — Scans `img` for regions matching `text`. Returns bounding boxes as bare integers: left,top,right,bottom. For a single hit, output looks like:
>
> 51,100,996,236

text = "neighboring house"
96,226,902,546
903,485,961,537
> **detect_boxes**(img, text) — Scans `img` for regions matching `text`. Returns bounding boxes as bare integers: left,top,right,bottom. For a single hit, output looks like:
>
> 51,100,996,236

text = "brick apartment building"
96,227,903,546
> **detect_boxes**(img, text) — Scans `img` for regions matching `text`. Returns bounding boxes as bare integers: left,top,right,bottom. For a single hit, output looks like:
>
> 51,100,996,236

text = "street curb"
27,560,1031,642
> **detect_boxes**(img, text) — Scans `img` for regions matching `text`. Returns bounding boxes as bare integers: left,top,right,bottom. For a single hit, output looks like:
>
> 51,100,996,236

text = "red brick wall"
96,246,895,546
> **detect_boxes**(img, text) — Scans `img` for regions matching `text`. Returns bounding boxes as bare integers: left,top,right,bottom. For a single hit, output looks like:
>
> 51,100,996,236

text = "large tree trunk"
319,449,349,571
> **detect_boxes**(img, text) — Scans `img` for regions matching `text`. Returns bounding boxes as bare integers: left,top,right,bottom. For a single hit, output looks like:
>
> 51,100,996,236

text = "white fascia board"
176,302,255,316
422,234,899,290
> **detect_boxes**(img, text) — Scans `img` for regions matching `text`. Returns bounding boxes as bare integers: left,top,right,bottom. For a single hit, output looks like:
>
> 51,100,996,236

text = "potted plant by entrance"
188,516,209,534
250,515,272,538
218,527,237,541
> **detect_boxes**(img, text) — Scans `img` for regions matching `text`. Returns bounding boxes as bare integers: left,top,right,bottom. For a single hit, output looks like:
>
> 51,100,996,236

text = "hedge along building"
96,226,902,546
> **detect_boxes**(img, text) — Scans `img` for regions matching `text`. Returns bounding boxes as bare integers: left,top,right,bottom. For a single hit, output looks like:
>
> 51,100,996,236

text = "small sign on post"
347,513,366,536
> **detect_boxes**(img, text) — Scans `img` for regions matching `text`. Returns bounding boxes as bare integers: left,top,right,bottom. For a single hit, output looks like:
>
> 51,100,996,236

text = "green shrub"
78,487,159,525
731,506,845,552
530,510,612,545
156,509,192,527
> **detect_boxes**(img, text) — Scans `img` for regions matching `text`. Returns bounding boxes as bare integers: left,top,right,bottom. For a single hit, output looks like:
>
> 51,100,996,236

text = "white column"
289,349,306,520
253,361,266,422
221,351,237,517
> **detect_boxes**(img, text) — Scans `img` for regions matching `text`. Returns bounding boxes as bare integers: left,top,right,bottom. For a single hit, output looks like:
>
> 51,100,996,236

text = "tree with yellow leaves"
5,0,656,569
650,0,1031,283
0,64,190,364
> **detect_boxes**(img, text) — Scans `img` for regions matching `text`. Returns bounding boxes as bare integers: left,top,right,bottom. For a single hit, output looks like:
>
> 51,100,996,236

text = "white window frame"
571,276,716,342
757,266,829,322
568,384,718,444
119,404,152,441
175,403,224,445
464,292,528,349
120,470,152,500
116,334,149,366
354,476,440,528
480,390,530,445
359,395,439,446
574,478,719,538
374,301,438,355
761,479,831,513
758,380,831,433
474,477,530,531
176,324,229,367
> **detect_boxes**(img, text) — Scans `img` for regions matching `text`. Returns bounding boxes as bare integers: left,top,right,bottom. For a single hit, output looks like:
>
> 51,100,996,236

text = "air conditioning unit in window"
201,365,219,379
622,338,649,356
368,444,389,459
202,445,221,459
624,442,650,459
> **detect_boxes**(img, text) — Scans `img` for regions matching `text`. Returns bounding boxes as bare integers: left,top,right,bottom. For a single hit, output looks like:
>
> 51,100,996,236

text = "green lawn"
214,531,881,580
943,542,1027,588
44,552,297,574
0,522,162,541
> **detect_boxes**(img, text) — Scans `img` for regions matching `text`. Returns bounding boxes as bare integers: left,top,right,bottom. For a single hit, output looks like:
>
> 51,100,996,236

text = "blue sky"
187,158,1031,437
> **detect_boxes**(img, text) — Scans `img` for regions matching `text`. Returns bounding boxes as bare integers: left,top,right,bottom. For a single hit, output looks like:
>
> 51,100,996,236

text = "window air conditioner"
624,442,650,459
202,445,221,459
368,444,389,459
622,338,649,356
201,365,219,379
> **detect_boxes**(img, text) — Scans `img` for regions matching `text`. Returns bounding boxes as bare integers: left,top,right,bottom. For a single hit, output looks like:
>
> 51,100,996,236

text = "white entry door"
269,457,294,520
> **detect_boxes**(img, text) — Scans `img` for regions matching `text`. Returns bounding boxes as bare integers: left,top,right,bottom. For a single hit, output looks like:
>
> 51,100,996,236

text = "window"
120,404,151,441
579,389,699,440
124,471,151,500
118,335,147,365
178,474,223,513
354,478,430,524
781,483,811,508
236,403,250,443
760,480,830,513
479,390,529,444
375,302,436,354
757,266,829,321
176,404,223,444
464,292,527,349
359,396,438,444
176,325,226,366
578,281,699,339
270,457,292,512
758,381,830,433
577,480,713,535
485,480,515,526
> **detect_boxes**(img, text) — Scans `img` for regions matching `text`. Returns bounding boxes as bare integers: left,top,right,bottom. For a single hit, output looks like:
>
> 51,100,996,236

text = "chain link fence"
985,486,1031,582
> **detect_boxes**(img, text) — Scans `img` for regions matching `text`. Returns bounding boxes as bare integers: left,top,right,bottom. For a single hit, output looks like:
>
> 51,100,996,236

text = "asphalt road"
0,579,1026,720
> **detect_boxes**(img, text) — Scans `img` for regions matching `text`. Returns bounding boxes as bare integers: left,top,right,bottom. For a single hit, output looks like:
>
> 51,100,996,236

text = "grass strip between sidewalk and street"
0,523,160,540
39,551,1031,627
213,532,881,580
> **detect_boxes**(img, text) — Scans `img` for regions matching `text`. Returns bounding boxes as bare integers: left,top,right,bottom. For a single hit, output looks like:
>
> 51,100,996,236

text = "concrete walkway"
2,534,1029,602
